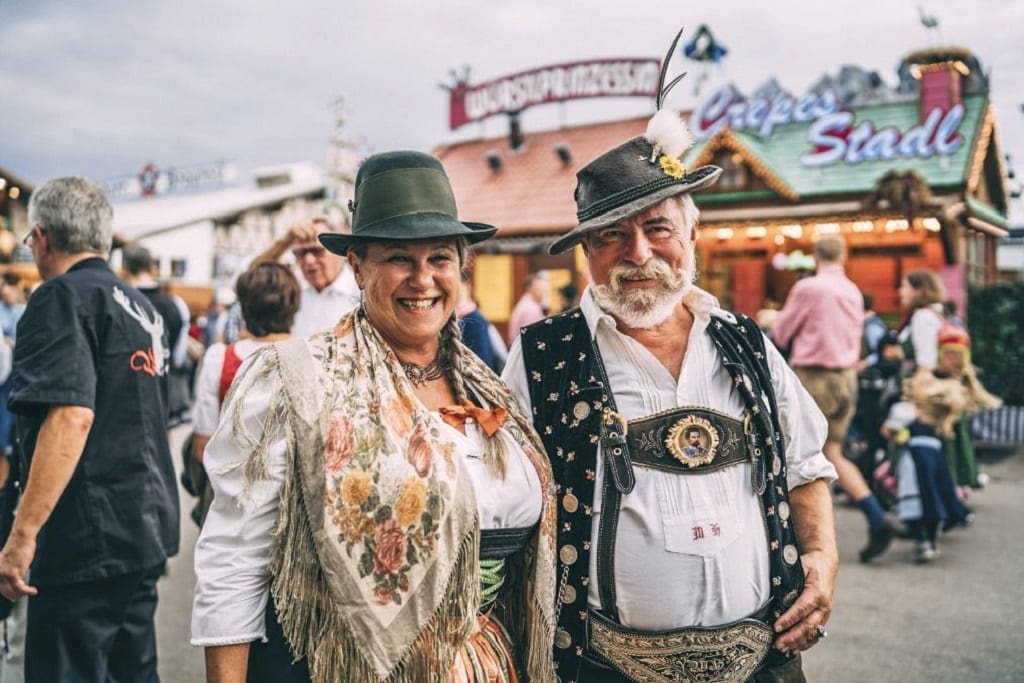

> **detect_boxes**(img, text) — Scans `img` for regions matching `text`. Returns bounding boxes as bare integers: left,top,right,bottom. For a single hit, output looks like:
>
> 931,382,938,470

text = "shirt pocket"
657,474,743,557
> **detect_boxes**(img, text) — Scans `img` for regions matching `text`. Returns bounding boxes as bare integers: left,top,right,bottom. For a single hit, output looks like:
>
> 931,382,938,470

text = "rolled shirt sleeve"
191,353,286,646
10,282,97,411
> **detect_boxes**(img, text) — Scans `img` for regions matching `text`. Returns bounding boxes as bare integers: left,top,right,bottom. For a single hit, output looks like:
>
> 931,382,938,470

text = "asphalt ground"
155,426,1024,682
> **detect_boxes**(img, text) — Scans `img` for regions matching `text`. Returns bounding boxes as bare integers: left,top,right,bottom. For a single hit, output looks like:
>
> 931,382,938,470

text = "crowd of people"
761,244,1001,566
0,32,1006,683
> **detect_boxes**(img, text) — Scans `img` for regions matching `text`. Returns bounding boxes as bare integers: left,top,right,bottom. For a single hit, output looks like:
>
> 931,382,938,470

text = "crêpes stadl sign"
448,59,661,129
691,85,965,168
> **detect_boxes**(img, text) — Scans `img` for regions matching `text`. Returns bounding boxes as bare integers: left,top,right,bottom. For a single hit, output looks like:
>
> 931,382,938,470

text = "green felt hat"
319,151,497,255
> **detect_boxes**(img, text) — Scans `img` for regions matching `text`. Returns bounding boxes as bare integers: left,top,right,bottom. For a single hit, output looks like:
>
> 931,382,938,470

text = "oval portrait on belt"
665,415,719,468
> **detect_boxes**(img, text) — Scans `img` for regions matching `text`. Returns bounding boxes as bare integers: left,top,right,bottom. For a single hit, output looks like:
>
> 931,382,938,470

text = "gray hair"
121,243,156,276
671,194,700,234
27,177,113,255
814,234,846,263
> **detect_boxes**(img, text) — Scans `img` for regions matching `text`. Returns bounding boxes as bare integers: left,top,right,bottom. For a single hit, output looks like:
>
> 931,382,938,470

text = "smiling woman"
348,239,464,365
191,150,557,683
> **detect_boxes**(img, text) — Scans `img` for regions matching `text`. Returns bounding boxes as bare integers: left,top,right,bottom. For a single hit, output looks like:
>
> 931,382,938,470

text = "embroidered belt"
479,525,535,560
626,407,748,474
587,604,774,683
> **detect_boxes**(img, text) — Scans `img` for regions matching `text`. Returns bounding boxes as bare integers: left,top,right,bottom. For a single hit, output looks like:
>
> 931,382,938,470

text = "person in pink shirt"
505,270,549,345
774,235,896,563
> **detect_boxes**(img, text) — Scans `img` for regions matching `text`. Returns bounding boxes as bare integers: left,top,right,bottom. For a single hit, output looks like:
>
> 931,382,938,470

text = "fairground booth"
434,46,1011,332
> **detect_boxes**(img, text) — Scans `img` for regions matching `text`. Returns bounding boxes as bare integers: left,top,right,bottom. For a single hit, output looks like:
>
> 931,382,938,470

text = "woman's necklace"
400,356,447,386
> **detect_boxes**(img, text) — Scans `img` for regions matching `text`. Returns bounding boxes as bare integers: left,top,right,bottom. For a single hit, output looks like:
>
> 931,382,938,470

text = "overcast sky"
2,0,1022,218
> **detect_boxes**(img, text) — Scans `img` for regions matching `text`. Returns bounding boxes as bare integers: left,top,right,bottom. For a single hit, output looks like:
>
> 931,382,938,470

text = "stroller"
846,332,904,507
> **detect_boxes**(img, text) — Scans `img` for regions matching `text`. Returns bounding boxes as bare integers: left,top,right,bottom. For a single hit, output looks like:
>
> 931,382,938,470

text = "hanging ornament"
682,24,728,96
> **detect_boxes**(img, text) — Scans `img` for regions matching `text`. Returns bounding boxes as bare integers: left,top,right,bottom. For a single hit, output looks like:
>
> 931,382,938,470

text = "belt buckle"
588,611,773,683
665,414,720,468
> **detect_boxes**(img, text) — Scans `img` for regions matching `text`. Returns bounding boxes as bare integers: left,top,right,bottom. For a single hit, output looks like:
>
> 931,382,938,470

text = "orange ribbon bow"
439,401,509,437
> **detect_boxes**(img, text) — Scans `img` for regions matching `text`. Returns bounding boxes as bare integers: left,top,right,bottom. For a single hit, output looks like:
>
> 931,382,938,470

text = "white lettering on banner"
461,60,661,123
692,85,966,168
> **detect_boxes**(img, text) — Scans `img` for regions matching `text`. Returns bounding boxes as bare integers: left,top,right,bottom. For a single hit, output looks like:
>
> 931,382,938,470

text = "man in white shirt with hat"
503,29,838,683
252,217,360,337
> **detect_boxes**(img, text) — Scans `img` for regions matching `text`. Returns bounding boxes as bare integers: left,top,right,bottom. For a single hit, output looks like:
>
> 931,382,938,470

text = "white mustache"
609,259,685,290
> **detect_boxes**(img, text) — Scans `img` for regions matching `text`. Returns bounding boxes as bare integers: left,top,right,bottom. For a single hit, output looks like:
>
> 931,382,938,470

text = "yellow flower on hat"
658,154,686,179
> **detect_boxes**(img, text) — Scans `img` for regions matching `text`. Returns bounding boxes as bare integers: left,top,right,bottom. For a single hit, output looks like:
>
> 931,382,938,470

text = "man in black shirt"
121,243,184,365
0,177,180,682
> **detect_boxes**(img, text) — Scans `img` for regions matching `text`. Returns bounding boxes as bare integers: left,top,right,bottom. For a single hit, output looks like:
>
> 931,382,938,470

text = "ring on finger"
815,625,828,639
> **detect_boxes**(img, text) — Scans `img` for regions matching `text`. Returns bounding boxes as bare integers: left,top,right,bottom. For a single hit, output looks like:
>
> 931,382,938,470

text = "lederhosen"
521,309,805,682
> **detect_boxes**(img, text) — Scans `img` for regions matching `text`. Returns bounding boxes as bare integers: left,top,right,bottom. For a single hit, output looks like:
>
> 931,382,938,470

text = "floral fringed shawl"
229,312,557,682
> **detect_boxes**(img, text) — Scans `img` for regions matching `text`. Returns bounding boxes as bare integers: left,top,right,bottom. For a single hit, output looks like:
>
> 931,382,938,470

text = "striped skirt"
450,612,519,683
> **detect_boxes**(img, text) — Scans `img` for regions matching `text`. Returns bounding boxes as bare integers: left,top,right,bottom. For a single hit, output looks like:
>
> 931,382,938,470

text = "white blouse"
191,339,271,437
503,286,836,631
190,359,542,646
898,304,945,370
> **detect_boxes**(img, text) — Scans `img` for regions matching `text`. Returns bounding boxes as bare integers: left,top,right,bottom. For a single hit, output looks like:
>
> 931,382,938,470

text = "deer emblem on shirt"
113,286,167,377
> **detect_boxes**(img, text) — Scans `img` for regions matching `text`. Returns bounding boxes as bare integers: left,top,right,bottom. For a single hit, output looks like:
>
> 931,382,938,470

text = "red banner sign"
448,58,661,129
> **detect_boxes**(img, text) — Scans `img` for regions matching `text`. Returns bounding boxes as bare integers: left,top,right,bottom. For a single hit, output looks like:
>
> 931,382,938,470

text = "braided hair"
441,240,509,477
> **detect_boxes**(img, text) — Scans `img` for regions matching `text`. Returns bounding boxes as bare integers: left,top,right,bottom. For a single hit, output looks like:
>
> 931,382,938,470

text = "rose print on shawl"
322,325,457,612
373,519,408,575
395,479,428,528
341,470,372,507
406,421,434,478
325,413,356,474
385,393,415,438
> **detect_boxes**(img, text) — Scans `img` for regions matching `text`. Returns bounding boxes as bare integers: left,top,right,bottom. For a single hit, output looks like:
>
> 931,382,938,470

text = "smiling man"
250,217,361,337
503,84,838,681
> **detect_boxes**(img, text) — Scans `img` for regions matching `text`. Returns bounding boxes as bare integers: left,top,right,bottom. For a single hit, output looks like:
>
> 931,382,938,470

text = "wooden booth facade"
434,48,1010,329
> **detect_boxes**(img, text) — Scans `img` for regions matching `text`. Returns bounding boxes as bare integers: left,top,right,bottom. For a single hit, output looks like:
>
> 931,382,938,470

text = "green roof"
686,93,987,201
965,196,1009,229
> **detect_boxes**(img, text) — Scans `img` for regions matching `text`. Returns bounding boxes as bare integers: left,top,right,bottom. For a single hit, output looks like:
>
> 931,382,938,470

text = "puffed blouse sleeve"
191,351,287,646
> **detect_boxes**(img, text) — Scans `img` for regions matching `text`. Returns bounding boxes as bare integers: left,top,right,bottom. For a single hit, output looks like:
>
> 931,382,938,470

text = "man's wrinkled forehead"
609,198,683,230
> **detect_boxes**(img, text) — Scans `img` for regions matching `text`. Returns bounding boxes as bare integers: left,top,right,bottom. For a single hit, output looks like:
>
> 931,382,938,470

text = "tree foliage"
968,282,1024,405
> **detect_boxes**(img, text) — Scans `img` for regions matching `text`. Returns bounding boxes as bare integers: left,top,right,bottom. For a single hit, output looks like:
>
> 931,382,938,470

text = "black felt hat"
319,150,497,255
549,29,722,255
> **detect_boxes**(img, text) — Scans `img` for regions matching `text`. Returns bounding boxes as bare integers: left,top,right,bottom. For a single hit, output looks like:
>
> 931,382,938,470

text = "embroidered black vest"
521,308,804,682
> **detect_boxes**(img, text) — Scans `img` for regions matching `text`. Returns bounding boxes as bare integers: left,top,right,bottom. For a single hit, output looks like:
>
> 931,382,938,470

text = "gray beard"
591,260,693,330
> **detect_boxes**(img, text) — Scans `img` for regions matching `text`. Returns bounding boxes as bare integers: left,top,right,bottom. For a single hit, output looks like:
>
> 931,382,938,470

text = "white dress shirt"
502,286,835,630
191,357,542,646
292,266,361,338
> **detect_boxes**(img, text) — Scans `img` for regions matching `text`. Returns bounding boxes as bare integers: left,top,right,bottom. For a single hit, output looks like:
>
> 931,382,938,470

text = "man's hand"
0,404,94,602
280,222,320,247
0,530,38,601
773,549,836,654
252,221,323,266
773,478,838,654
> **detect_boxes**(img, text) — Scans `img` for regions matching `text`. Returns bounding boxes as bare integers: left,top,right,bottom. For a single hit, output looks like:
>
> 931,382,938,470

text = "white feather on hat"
644,109,693,159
